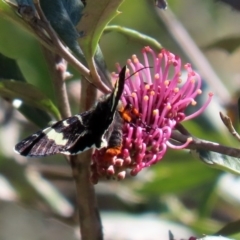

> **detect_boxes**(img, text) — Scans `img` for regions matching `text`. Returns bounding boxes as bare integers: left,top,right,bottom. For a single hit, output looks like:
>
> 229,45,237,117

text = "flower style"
91,46,212,183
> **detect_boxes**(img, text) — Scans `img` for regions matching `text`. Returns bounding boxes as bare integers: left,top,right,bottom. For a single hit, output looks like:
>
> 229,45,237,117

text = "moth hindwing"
14,66,127,157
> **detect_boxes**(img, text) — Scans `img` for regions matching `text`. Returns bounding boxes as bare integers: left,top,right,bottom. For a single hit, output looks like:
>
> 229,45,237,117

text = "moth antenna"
125,66,153,81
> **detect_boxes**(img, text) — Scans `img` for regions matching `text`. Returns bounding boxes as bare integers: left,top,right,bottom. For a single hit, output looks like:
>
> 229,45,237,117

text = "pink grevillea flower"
91,47,212,183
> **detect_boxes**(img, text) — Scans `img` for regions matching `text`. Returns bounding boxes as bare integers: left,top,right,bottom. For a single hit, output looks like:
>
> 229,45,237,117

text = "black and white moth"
14,66,126,157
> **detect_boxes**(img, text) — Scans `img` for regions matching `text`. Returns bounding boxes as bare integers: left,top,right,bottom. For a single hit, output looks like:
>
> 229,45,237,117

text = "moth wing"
15,66,127,157
14,111,91,157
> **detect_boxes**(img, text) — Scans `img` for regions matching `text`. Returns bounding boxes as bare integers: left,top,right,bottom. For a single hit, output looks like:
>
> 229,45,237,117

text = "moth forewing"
14,66,127,157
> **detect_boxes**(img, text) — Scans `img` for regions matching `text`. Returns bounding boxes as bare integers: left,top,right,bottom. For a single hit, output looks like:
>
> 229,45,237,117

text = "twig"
42,50,72,119
17,4,54,47
70,79,102,240
88,57,104,92
15,1,110,93
175,123,192,137
32,0,110,94
70,153,102,240
171,131,240,158
219,112,240,141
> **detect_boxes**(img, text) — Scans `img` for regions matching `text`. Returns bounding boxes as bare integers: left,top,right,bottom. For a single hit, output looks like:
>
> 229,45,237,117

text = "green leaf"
204,36,240,53
40,1,112,88
191,149,240,175
138,151,219,195
0,0,21,22
0,11,56,100
40,0,86,63
0,80,61,120
0,0,34,33
61,0,84,25
17,104,52,128
216,219,240,236
104,25,162,51
0,52,25,81
76,0,125,60
0,47,53,127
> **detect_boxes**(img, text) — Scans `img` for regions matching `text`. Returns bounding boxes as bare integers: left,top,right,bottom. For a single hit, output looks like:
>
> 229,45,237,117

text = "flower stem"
70,79,102,239
70,153,102,240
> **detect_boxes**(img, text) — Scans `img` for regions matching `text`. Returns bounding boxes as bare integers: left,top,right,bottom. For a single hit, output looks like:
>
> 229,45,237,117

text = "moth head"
93,93,111,108
96,93,110,102
94,66,126,113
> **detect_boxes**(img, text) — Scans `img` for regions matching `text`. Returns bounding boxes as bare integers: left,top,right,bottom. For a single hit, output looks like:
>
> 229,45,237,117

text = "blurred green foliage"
0,0,240,239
